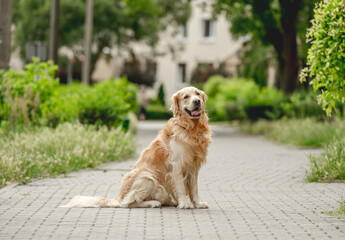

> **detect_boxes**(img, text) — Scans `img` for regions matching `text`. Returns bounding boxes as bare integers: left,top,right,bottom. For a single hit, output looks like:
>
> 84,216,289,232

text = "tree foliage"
13,0,191,82
300,0,345,116
213,0,318,92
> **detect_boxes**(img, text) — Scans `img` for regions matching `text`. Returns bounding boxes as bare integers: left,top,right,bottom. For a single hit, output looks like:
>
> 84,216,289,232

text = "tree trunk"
258,0,301,93
279,28,299,93
0,0,13,70
277,0,302,93
82,0,93,85
49,0,59,64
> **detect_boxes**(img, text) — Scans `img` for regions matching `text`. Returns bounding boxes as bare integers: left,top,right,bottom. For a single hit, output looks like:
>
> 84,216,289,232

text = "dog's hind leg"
120,171,159,208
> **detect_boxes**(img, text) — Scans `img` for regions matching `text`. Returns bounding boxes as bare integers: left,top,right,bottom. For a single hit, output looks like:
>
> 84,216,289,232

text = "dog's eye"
196,92,200,95
184,95,189,99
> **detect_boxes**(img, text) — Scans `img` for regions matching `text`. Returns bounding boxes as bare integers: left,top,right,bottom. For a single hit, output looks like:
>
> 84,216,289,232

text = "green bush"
205,76,259,121
281,91,326,119
245,87,284,120
203,75,344,121
0,122,135,187
143,85,171,120
40,84,86,127
41,78,138,128
0,58,58,126
204,75,284,121
78,79,138,128
146,104,172,120
300,0,345,116
204,75,227,99
1,60,139,129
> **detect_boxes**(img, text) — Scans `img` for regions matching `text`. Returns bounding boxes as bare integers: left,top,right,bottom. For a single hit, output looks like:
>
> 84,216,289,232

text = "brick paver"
1,121,345,239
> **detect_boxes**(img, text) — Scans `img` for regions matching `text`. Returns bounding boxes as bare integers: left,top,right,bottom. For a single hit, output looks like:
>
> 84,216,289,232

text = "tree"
120,51,157,87
213,0,317,93
300,0,345,116
12,0,191,82
0,0,13,70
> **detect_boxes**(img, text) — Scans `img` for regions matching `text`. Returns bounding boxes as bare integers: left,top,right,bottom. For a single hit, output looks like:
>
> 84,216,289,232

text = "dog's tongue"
192,109,200,116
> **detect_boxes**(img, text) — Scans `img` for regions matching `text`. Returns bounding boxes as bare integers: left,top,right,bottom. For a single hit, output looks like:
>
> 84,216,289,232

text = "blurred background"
1,0,345,133
1,0,345,186
2,0,322,107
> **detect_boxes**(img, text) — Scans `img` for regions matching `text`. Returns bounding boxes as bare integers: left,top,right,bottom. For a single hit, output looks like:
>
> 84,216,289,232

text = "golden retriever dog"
62,86,212,209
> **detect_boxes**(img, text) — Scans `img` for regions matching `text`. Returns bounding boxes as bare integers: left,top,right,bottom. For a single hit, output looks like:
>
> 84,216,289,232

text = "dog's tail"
60,195,121,208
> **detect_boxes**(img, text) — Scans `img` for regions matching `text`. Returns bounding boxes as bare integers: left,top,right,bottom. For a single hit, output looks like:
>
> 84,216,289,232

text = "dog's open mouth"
185,107,202,118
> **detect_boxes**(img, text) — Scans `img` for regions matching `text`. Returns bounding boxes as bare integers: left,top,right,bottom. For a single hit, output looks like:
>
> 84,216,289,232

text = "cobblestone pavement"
1,121,345,240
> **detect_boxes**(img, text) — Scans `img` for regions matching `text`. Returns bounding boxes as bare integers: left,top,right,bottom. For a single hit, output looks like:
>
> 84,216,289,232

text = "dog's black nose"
194,99,200,105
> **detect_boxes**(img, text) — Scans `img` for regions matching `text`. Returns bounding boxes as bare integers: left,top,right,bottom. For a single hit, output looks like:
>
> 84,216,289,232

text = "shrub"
203,75,227,99
203,75,343,121
143,84,171,120
0,58,58,127
41,78,138,128
145,104,172,120
300,0,345,115
1,59,138,130
40,84,85,127
204,75,284,121
78,78,138,128
245,87,284,120
0,122,136,187
157,84,165,106
281,91,326,119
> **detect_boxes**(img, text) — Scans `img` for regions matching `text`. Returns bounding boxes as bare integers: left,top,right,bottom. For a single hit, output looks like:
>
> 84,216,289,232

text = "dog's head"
171,86,207,119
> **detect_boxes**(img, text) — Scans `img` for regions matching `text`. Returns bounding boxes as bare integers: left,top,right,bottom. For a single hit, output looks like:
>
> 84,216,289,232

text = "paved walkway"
1,121,345,239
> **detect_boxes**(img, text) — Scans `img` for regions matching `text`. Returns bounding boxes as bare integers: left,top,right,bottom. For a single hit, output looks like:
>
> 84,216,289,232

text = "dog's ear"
201,90,208,104
170,92,180,117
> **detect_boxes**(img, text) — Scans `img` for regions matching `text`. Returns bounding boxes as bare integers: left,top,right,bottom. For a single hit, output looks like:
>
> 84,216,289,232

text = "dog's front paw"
177,198,194,209
194,201,209,209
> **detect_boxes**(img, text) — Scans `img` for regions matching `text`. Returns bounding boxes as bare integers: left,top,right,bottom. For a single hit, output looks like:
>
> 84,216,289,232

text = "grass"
322,200,345,219
240,118,345,147
337,201,345,217
308,137,345,182
240,118,345,182
0,122,136,188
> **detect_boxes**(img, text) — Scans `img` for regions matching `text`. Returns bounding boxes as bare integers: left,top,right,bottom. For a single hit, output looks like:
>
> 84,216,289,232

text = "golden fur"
62,86,212,209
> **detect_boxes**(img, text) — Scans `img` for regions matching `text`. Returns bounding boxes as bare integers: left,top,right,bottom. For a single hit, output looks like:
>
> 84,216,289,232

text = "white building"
92,1,243,104
153,1,243,103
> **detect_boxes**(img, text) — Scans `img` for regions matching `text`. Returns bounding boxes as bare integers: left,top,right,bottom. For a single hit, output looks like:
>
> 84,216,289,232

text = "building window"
179,24,187,40
201,19,215,41
178,63,187,83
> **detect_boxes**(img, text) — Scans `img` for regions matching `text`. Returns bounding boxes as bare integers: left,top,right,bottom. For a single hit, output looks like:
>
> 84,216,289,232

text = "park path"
0,121,345,240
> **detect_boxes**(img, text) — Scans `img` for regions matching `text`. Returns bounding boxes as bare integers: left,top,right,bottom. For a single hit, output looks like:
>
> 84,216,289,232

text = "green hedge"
281,91,326,119
78,79,138,128
204,75,284,121
0,59,138,130
203,75,340,121
146,104,172,120
0,59,59,126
